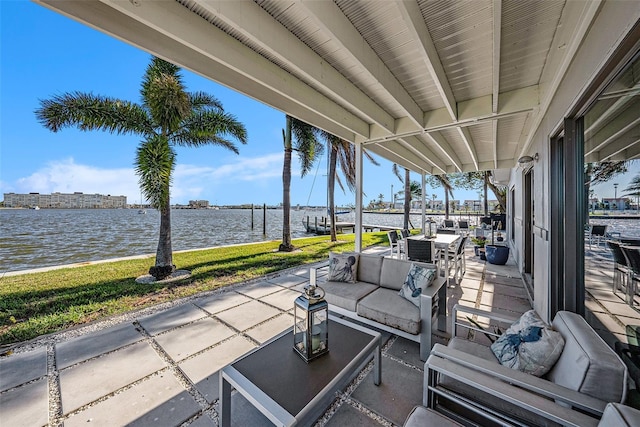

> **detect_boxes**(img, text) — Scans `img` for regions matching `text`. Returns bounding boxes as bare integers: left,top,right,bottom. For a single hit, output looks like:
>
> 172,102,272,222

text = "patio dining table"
407,234,461,284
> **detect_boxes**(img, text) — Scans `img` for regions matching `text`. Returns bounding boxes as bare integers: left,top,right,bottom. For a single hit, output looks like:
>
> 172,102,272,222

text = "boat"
31,206,40,210
138,209,146,214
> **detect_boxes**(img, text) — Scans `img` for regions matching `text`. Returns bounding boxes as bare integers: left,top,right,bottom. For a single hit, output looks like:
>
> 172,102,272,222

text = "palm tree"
321,133,378,241
35,57,247,280
280,116,323,251
392,164,413,229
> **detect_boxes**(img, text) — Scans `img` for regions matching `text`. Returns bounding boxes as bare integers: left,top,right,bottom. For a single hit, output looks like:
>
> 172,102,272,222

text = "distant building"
3,192,127,209
188,200,210,209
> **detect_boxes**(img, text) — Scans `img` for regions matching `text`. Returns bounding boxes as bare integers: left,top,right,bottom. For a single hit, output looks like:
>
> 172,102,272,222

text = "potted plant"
485,244,510,264
471,236,487,259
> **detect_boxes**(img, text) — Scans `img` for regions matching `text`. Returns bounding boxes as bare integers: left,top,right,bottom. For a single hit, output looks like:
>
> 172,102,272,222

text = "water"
2,209,639,274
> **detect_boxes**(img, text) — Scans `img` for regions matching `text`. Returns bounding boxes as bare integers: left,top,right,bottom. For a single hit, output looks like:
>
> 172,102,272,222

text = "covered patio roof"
34,0,606,175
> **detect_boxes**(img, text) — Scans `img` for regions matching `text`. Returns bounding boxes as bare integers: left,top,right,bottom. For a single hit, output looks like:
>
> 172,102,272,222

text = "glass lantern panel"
293,305,307,354
311,308,327,354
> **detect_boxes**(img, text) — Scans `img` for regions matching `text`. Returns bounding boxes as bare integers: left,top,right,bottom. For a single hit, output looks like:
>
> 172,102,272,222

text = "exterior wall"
509,2,640,322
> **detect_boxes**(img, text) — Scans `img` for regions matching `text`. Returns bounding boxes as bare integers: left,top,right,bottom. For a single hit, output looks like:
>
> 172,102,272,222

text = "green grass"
0,233,389,347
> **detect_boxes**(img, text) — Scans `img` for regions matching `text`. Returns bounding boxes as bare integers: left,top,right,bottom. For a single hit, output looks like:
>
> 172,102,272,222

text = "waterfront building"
3,192,127,209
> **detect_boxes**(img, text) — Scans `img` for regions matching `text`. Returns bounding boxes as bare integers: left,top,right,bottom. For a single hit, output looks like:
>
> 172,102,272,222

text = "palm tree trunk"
444,190,450,219
329,144,338,241
280,118,294,251
150,198,175,279
403,168,410,229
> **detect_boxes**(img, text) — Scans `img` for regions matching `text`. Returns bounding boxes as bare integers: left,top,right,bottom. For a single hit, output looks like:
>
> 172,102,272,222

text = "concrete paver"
0,377,49,427
137,303,207,336
235,282,285,299
214,300,281,331
259,288,303,311
194,291,251,315
244,312,294,344
56,322,142,369
59,341,165,414
265,274,308,288
64,373,201,427
178,335,256,403
154,317,236,362
0,347,46,391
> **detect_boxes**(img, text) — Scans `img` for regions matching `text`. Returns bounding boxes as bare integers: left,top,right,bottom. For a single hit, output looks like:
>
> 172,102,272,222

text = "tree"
35,57,247,280
392,164,422,229
320,133,378,241
280,116,323,251
584,161,629,220
425,174,454,218
449,172,506,213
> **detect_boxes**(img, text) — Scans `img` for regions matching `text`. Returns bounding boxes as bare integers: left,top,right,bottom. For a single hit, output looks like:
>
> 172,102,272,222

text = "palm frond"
392,163,403,183
289,116,322,177
173,110,247,151
135,135,175,211
189,92,223,112
35,92,152,136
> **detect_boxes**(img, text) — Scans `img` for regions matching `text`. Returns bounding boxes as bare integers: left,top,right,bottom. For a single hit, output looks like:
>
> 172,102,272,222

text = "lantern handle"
315,285,325,299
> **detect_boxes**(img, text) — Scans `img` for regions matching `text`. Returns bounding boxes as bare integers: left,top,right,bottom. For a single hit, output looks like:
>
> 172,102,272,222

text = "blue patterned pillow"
398,264,436,307
491,310,565,376
327,252,359,283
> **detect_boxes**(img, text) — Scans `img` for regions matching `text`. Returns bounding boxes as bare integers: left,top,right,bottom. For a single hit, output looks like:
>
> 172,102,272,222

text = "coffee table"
219,315,381,426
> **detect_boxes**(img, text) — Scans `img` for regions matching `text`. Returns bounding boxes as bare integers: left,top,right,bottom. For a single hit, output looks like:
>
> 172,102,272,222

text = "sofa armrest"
451,304,520,338
428,343,608,416
425,353,601,427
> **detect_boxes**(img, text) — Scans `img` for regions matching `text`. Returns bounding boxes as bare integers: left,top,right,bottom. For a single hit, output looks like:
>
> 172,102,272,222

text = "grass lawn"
0,233,388,347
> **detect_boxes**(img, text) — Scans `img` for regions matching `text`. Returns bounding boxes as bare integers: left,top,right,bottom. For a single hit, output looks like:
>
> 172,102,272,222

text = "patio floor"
0,245,532,427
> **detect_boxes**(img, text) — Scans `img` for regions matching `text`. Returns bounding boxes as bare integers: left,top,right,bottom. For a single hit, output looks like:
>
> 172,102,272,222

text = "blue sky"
1,2,636,208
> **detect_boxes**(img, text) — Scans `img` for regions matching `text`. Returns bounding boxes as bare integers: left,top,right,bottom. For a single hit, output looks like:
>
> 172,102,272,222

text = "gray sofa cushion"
322,281,378,312
598,403,640,427
357,288,420,334
357,254,384,286
380,257,413,290
545,311,627,403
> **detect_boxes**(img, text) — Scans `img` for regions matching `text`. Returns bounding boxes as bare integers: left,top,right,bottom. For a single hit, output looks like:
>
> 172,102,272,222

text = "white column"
355,142,363,252
421,172,426,233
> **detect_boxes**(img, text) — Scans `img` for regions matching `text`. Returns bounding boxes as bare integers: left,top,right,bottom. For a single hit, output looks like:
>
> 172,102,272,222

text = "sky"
0,2,636,208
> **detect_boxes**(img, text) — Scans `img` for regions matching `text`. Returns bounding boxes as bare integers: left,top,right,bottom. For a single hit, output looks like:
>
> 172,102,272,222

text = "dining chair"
406,238,440,269
588,224,608,248
606,240,629,295
387,230,404,259
620,245,640,306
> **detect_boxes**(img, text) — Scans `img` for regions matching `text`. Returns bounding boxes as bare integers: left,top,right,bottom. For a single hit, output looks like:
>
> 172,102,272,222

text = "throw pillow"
490,310,565,377
398,263,436,307
327,252,359,283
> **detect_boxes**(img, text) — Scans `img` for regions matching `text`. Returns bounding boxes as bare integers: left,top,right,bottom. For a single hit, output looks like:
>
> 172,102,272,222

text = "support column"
422,173,426,233
355,141,363,252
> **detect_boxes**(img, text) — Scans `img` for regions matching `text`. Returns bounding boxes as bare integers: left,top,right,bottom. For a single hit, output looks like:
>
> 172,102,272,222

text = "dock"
303,217,399,235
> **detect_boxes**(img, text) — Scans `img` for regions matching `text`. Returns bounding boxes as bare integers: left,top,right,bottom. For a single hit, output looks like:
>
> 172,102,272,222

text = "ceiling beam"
366,144,431,175
199,1,396,136
36,0,368,141
397,136,448,175
584,102,640,155
396,0,457,120
298,0,424,130
423,131,463,173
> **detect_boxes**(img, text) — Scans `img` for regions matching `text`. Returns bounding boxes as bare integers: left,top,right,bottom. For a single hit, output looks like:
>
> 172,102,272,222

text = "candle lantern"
293,272,329,362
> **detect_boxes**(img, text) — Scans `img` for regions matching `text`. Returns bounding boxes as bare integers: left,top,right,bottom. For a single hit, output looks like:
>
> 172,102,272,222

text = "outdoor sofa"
319,253,447,361
423,304,629,426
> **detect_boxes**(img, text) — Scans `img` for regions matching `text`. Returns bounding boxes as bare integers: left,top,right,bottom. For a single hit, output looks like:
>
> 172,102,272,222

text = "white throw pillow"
327,252,359,283
490,310,565,377
398,263,436,307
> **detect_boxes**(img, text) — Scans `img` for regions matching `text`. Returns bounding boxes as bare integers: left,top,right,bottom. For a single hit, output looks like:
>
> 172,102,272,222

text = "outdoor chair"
438,236,467,285
436,228,456,235
387,230,404,259
620,245,640,306
589,224,608,248
401,229,410,239
607,240,629,296
457,220,469,236
406,238,440,267
443,219,455,229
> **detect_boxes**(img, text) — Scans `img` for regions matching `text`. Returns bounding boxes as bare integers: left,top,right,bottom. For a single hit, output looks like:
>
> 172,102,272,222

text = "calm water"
2,208,639,273
0,208,426,273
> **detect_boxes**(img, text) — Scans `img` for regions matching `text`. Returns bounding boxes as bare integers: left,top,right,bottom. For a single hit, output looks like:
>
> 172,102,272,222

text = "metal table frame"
219,315,381,426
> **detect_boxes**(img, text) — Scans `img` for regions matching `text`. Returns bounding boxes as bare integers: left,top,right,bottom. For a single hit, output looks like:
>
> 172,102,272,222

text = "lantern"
293,269,329,362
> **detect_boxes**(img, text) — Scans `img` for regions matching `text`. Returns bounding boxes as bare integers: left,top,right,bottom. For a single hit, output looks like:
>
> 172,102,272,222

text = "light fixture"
518,153,539,164
293,269,329,363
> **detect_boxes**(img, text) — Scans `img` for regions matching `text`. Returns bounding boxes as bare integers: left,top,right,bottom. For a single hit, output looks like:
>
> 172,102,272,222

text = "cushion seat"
357,287,420,334
322,281,378,312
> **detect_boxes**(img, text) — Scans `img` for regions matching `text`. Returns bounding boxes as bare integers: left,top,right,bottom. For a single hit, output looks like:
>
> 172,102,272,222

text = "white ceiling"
35,0,608,175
